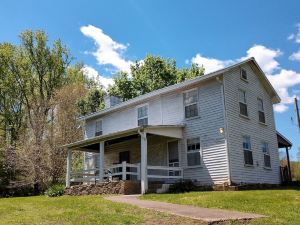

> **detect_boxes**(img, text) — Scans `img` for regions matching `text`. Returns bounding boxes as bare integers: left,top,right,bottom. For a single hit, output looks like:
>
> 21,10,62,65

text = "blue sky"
1,0,300,159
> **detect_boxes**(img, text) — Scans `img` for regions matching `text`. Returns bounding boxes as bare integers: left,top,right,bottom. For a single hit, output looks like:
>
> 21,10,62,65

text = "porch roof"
277,131,292,149
62,124,185,151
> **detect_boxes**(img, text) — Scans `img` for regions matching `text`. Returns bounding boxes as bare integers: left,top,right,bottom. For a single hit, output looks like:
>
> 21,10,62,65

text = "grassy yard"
0,195,203,225
142,187,300,225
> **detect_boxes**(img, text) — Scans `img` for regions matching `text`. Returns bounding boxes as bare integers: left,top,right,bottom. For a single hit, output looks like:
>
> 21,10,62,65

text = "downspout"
217,76,232,186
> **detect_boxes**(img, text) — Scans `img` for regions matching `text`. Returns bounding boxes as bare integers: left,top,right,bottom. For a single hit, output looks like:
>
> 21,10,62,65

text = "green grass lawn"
0,195,203,225
142,187,300,225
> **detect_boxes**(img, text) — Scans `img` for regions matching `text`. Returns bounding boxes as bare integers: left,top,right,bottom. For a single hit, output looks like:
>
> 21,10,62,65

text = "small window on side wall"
186,137,201,166
257,98,266,124
243,135,253,165
137,105,148,126
95,120,102,136
239,90,248,117
262,142,271,168
240,68,248,81
183,89,199,119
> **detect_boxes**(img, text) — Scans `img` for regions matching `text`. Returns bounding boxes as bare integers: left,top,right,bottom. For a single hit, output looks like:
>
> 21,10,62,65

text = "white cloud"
80,25,133,73
288,23,300,44
289,49,300,61
241,45,282,74
191,54,234,73
82,65,114,89
190,45,299,113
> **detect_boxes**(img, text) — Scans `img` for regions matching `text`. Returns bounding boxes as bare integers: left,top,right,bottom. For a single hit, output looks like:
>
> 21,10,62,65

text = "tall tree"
108,55,204,101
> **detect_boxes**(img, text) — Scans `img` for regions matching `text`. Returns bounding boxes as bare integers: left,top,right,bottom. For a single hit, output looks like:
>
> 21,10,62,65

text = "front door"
168,141,179,176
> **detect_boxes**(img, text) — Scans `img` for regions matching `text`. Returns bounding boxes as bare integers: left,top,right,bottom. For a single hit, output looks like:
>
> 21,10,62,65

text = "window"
239,90,248,117
137,105,148,126
243,136,253,165
95,120,102,136
262,142,271,168
184,89,199,119
257,98,266,124
240,68,248,81
187,138,201,166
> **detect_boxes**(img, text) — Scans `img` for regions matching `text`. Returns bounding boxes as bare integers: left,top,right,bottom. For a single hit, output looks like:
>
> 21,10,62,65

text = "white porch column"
66,149,72,188
140,132,148,194
99,141,105,182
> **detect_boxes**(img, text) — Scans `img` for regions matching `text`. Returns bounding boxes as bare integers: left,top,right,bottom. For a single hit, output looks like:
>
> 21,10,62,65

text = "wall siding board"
223,64,280,184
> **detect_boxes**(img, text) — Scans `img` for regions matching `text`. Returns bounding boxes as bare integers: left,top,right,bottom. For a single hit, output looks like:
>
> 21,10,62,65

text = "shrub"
45,184,65,197
168,180,197,193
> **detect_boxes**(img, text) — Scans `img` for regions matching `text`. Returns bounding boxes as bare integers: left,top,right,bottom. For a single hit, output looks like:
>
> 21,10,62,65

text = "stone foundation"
64,180,140,196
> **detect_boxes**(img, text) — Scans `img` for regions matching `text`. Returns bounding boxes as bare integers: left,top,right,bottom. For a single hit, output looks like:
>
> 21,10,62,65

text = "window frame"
137,103,149,126
186,137,202,168
183,88,199,119
238,89,249,118
257,97,266,124
95,119,103,136
240,68,248,82
242,135,253,166
261,141,271,168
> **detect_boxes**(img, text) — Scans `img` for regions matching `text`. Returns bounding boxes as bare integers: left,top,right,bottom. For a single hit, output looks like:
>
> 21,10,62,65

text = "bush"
45,184,65,197
168,180,197,193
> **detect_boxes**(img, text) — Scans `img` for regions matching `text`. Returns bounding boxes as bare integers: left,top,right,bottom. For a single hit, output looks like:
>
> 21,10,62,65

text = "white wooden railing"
70,162,183,184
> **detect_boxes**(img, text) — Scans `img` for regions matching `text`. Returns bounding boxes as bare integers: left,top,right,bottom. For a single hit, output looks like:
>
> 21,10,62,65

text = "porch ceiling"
62,125,185,152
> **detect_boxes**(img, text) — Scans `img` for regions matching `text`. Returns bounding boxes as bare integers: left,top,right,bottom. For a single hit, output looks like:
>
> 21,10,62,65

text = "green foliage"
108,55,204,101
76,88,106,115
168,180,197,193
290,161,300,181
44,184,65,197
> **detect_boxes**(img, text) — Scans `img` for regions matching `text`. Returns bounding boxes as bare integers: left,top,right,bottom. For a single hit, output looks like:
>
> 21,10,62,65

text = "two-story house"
63,57,292,194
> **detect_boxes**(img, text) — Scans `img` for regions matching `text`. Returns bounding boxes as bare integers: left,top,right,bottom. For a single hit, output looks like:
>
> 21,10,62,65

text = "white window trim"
261,141,271,168
238,89,249,118
240,68,248,82
257,97,267,125
95,119,103,136
183,88,199,119
186,137,202,168
242,135,253,166
136,103,149,126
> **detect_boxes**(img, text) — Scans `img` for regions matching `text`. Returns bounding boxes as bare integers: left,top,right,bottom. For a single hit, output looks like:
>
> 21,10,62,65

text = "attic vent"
104,95,122,108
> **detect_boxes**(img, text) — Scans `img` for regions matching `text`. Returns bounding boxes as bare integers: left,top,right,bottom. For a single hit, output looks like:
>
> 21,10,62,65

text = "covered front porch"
63,125,185,194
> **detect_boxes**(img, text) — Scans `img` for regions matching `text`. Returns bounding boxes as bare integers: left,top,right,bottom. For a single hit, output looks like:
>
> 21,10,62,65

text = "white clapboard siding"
180,80,228,185
223,64,280,184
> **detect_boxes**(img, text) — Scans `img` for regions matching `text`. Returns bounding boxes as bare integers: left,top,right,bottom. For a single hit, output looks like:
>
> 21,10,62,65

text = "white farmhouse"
64,57,292,194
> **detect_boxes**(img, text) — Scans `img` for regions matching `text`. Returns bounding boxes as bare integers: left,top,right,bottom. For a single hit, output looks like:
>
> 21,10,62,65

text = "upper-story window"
262,142,271,168
95,120,103,136
257,98,266,124
183,89,199,119
137,105,148,126
243,135,253,166
240,68,248,81
239,89,248,117
186,137,201,166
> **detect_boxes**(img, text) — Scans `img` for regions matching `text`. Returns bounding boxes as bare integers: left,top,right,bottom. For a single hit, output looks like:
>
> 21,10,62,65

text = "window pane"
187,152,201,166
239,102,248,116
261,142,269,154
239,90,246,103
184,90,198,105
242,136,251,150
244,150,253,165
259,111,266,123
138,118,148,126
241,69,247,80
185,104,198,118
258,98,264,111
264,154,271,167
138,105,148,119
187,138,200,152
95,121,102,136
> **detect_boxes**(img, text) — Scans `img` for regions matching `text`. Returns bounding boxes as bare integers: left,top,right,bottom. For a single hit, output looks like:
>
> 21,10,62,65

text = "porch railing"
70,162,183,184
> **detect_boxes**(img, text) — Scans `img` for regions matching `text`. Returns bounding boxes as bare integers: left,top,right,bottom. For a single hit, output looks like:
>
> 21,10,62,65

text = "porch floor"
105,195,266,223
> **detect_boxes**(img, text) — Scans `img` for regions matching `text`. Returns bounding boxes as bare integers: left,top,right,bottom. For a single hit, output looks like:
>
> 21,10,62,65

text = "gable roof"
80,57,281,121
